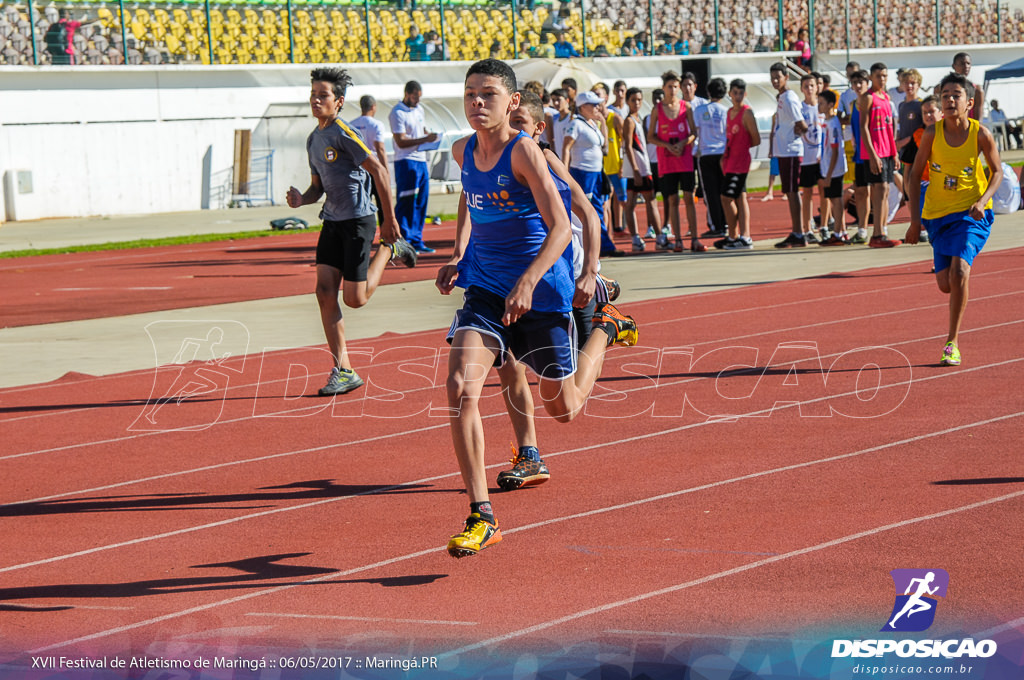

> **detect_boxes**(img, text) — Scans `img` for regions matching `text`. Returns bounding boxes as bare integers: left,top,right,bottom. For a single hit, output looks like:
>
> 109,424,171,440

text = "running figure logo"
130,320,249,432
882,569,950,632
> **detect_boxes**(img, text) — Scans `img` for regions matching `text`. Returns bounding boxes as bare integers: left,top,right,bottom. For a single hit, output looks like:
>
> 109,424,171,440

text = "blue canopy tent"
984,56,1024,151
984,56,1024,89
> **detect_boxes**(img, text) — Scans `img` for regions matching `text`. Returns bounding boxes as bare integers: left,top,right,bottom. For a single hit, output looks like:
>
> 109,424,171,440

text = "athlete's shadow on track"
932,477,1024,485
594,363,915,383
0,553,447,612
0,479,455,517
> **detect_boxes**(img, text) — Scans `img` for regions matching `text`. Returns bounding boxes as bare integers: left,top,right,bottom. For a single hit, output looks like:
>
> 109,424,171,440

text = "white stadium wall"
0,44,1020,222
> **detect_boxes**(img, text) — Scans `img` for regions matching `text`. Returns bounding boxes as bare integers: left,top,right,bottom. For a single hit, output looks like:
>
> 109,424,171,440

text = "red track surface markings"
1,195,823,327
1,250,1022,666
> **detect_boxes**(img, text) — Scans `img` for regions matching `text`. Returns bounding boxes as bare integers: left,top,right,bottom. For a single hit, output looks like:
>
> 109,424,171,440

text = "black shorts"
854,162,869,187
628,174,655,193
777,156,801,194
447,286,576,380
721,173,748,199
659,170,696,196
799,163,822,188
822,174,844,199
315,214,378,282
865,155,896,184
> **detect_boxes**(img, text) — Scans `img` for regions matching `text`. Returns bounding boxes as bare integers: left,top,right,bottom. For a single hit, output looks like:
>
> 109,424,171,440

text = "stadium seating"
1,0,1016,66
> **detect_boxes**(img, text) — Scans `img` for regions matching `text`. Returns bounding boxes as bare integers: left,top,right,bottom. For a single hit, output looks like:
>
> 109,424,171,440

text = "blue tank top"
851,108,864,164
460,132,573,312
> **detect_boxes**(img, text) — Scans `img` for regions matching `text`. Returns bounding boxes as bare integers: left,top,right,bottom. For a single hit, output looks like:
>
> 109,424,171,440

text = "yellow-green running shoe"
940,342,961,366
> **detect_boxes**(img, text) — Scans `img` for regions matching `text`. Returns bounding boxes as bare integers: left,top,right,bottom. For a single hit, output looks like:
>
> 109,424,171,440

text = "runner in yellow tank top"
593,82,627,237
906,73,1002,367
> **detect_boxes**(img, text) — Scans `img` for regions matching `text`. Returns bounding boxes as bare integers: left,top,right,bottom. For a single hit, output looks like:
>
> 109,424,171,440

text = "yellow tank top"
922,118,991,219
603,111,623,175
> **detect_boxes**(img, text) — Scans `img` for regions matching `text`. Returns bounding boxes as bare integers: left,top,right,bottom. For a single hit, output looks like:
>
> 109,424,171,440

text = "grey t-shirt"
306,119,374,222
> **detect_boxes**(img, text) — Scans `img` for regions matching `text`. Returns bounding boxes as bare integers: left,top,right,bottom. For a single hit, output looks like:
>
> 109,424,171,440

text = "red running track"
1,249,1022,674
1,192,872,328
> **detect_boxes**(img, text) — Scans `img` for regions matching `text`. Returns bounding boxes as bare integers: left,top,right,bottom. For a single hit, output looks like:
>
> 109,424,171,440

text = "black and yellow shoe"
496,445,550,491
593,302,638,347
446,513,502,558
598,273,621,301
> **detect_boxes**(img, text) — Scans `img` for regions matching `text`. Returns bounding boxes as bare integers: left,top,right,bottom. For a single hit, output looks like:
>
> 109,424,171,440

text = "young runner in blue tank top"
437,60,639,558
445,91,621,495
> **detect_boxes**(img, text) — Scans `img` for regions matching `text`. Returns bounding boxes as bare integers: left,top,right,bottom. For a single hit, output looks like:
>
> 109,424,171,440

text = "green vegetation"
0,213,462,259
0,226,322,259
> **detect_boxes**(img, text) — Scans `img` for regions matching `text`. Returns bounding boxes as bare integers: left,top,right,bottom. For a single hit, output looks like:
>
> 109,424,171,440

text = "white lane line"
501,410,1024,535
0,347,441,426
6,319,1022,511
247,613,476,626
18,410,1024,654
441,489,1024,659
4,256,1022,406
4,284,1022,462
5,258,1021,416
26,547,443,654
0,327,445,399
2,356,1021,575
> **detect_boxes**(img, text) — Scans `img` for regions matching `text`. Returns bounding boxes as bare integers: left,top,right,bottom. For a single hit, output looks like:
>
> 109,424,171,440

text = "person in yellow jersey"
906,72,1002,367
592,82,628,243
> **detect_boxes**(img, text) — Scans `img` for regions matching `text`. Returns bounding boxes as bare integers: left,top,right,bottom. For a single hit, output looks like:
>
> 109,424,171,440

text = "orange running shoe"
593,302,639,347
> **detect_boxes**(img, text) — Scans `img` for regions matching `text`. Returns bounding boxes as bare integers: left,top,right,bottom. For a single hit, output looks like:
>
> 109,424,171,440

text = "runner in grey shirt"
287,67,416,397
